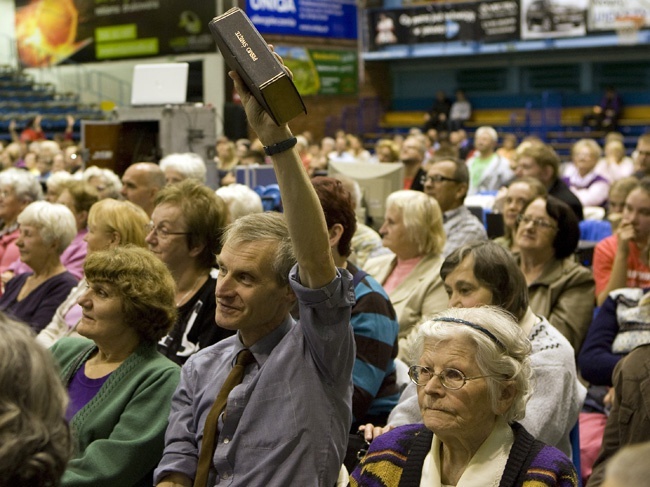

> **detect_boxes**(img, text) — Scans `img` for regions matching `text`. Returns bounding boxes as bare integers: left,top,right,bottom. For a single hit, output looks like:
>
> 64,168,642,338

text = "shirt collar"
234,314,293,368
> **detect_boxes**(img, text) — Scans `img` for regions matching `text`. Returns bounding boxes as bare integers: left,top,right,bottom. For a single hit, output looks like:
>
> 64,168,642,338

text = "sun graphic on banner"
15,0,92,67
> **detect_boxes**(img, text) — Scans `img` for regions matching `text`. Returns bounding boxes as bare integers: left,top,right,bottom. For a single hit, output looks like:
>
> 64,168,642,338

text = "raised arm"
229,63,335,289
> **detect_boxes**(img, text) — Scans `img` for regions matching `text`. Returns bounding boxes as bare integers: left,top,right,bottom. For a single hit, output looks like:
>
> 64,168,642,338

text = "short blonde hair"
386,190,445,256
572,138,602,160
87,199,149,248
17,202,77,254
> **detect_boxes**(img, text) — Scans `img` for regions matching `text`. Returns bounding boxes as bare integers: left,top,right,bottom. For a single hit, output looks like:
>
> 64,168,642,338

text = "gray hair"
604,441,650,486
45,171,74,193
0,168,43,202
386,190,445,256
413,306,532,424
221,212,295,287
215,184,263,221
159,153,207,183
82,166,123,199
17,202,77,254
475,126,499,143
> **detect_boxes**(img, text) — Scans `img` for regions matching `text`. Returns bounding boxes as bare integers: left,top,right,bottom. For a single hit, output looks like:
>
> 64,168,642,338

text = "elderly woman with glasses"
515,195,595,352
0,202,78,332
351,306,577,487
361,241,584,457
146,180,233,365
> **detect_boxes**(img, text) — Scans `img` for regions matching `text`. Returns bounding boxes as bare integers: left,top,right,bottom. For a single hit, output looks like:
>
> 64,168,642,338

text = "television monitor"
328,162,404,231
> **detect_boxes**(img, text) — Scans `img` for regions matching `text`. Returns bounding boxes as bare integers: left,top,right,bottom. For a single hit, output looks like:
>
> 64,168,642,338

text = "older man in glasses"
424,157,487,257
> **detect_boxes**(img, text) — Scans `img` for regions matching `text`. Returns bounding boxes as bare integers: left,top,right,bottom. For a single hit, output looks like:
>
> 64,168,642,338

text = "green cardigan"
51,337,180,487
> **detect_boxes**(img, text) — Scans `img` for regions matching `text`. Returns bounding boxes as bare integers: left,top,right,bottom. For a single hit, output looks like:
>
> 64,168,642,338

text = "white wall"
0,0,17,66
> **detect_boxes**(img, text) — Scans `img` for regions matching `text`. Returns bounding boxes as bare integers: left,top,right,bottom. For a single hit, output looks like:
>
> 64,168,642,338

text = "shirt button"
223,438,230,444
222,473,230,480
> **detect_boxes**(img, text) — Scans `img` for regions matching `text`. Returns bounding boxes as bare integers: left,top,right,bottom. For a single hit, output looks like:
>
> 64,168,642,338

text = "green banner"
15,0,216,67
276,46,358,96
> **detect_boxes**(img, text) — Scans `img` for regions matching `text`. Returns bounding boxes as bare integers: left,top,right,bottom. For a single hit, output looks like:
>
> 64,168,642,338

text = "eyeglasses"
516,214,557,230
425,175,459,184
409,365,496,390
145,221,190,238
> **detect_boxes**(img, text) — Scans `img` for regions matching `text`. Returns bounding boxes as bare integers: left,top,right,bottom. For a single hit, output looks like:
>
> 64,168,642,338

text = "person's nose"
145,226,156,245
215,273,234,298
423,372,445,395
77,287,92,308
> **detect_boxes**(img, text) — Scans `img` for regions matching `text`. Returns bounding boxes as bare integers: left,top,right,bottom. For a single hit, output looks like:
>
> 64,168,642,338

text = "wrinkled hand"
9,119,16,132
358,423,394,442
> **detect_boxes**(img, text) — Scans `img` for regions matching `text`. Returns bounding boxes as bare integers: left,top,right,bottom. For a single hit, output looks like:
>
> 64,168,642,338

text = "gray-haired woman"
0,201,77,332
351,306,577,487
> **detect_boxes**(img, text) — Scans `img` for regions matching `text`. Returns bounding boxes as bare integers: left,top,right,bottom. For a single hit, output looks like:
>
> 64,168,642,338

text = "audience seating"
0,65,104,142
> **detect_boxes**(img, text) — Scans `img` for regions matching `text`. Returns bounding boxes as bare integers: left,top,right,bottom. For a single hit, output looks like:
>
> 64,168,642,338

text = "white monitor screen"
131,63,189,106
328,162,404,230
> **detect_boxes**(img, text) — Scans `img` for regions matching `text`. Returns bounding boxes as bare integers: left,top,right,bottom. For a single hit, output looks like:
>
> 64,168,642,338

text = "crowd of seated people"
2,72,650,486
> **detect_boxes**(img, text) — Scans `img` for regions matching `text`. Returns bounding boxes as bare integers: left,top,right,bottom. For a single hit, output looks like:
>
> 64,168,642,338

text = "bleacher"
0,65,105,142
369,101,650,157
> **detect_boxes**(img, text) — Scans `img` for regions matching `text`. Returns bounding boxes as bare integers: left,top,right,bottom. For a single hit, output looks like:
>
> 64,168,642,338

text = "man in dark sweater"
515,143,584,220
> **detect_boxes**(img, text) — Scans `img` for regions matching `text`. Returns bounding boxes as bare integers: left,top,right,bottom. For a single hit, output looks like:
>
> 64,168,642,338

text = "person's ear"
495,382,517,415
328,223,344,249
108,231,121,248
188,242,206,259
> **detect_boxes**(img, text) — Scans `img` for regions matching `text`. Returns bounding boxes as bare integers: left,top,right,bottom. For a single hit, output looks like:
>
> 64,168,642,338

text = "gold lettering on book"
235,31,258,61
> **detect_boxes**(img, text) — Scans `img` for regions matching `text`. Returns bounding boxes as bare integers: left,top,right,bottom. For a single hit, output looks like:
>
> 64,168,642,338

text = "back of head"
441,241,529,320
215,184,263,222
154,179,229,267
386,190,445,256
88,199,150,247
159,153,207,183
311,176,357,258
83,246,177,343
221,212,295,287
603,441,650,487
0,316,71,487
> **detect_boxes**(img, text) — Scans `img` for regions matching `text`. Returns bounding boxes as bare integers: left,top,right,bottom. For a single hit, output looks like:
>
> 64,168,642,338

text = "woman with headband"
351,306,577,486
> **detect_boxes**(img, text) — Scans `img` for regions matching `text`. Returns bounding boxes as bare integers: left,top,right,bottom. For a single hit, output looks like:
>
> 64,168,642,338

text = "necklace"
176,274,204,307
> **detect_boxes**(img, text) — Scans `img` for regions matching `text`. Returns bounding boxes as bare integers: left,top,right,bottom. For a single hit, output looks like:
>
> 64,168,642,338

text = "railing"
0,33,130,107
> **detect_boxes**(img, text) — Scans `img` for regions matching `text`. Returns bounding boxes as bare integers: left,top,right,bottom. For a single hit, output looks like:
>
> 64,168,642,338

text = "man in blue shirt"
155,66,355,486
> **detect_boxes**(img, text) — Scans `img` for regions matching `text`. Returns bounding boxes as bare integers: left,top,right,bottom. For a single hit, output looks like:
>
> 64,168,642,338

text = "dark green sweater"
51,337,180,487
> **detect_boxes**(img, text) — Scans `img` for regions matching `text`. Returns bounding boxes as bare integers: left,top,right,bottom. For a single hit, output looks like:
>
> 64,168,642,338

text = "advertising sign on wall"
367,0,520,51
14,0,216,67
245,0,357,39
274,46,357,96
519,0,588,40
588,0,650,31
